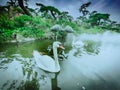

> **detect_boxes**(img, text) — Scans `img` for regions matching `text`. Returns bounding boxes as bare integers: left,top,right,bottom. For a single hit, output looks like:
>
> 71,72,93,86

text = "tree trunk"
18,0,32,16
9,6,14,18
50,10,56,20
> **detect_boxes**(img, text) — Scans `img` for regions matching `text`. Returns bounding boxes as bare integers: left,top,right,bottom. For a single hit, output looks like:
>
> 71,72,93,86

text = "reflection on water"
0,32,120,90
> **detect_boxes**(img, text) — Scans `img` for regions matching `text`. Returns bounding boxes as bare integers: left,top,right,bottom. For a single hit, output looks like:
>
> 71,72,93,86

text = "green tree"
79,2,91,16
18,0,32,16
36,3,61,20
88,13,110,26
59,11,73,22
5,0,32,16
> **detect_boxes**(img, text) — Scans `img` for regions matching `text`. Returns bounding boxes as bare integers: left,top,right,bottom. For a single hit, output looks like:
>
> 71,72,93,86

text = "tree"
7,0,18,6
88,13,110,26
89,11,97,17
36,3,61,20
59,11,68,19
45,6,61,20
18,0,32,16
59,11,73,22
79,2,91,16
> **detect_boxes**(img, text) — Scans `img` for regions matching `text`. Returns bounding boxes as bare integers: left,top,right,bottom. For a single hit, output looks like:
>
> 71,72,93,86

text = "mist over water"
0,31,120,90
61,31,120,90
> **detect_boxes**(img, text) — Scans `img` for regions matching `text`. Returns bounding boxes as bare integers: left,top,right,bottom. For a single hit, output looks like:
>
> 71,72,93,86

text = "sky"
28,0,120,22
0,0,120,23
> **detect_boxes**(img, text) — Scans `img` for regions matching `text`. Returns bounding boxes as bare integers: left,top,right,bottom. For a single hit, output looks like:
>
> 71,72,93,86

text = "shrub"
0,15,15,29
14,15,32,27
0,29,13,42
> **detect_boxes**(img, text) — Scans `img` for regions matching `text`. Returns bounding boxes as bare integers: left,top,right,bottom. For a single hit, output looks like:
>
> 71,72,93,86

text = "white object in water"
33,41,65,73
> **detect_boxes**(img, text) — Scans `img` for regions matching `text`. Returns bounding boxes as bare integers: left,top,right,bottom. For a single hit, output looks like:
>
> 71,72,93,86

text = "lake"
0,31,120,90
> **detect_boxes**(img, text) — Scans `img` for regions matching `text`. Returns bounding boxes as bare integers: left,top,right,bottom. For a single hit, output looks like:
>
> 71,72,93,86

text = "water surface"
0,32,120,90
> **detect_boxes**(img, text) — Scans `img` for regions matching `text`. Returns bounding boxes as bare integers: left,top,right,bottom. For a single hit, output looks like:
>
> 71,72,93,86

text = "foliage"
13,6,24,13
0,15,48,42
78,2,120,33
13,15,50,38
14,15,32,27
88,13,110,26
0,3,120,43
79,26,104,34
36,3,61,20
79,2,91,16
0,29,13,42
0,14,15,29
16,27,44,38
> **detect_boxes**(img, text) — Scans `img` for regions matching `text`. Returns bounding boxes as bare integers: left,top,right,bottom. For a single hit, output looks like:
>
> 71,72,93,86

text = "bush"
0,29,13,42
14,15,32,27
0,15,15,29
15,27,44,38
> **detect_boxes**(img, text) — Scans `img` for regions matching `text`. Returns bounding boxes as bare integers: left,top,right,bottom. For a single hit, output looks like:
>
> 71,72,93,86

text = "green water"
0,32,120,90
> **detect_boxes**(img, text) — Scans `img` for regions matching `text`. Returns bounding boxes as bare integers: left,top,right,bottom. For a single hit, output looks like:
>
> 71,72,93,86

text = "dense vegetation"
0,0,120,43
